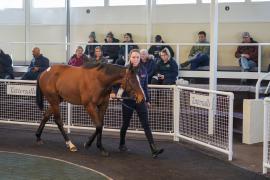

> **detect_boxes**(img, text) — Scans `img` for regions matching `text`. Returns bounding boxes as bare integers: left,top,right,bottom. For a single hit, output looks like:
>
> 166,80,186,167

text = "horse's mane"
82,62,126,75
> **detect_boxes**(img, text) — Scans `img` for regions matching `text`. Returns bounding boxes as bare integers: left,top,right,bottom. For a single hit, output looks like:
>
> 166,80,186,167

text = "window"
71,0,104,7
0,0,23,9
202,0,245,3
156,0,196,5
109,0,146,6
33,0,65,8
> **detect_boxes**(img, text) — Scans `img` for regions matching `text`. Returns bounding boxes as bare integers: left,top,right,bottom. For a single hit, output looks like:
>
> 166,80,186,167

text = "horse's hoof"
84,142,90,149
36,140,44,145
69,146,78,152
101,150,109,157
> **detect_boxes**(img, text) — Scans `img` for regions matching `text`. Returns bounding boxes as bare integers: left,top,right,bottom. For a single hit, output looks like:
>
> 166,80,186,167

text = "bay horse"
35,62,145,155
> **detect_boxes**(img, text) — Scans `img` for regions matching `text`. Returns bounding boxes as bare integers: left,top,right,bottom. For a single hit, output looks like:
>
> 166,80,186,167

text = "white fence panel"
176,86,234,160
263,97,270,174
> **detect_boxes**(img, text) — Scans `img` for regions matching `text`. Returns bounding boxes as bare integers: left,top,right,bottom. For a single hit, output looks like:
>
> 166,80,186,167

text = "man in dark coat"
21,47,49,80
0,49,14,79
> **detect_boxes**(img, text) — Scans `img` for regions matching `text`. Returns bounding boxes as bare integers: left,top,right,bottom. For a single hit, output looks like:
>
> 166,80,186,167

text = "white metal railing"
0,80,234,160
1,41,269,81
176,85,234,160
263,97,270,174
256,72,270,99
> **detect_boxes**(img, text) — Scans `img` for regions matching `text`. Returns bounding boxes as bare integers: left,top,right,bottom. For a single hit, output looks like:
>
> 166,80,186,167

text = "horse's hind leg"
36,106,52,144
52,104,77,152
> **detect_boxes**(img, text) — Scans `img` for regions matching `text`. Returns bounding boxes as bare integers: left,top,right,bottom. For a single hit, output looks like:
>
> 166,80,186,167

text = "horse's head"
121,65,145,103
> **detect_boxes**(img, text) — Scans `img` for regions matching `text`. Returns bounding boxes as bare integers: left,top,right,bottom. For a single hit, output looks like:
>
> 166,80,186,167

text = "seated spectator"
21,47,49,80
68,46,89,67
0,49,14,79
84,31,99,58
151,48,178,85
118,33,139,62
235,32,258,72
180,31,210,70
102,32,120,64
140,49,156,83
148,35,174,60
90,46,108,64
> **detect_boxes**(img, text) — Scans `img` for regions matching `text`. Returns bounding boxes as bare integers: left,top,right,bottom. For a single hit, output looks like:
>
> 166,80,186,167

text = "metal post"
24,0,31,65
209,0,218,91
173,86,180,141
125,44,128,65
67,103,71,134
176,44,180,66
65,0,71,63
258,45,262,73
263,99,269,174
228,93,234,161
208,0,219,135
146,0,153,46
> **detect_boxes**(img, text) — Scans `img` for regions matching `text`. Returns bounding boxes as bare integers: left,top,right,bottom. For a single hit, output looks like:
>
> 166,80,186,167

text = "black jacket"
0,52,14,79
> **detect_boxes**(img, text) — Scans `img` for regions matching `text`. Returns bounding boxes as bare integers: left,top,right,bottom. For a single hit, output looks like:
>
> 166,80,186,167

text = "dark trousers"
21,71,40,80
190,53,209,70
120,99,154,145
151,78,175,85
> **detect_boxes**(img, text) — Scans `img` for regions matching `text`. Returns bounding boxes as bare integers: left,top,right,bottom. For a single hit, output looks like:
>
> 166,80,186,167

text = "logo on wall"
7,85,36,96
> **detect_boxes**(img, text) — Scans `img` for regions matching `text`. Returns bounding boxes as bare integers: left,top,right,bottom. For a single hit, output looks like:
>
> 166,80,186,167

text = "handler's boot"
119,144,129,152
150,143,164,158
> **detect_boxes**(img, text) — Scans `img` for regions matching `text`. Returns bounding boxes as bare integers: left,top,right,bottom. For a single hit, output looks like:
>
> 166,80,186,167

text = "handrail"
256,72,270,99
1,41,270,46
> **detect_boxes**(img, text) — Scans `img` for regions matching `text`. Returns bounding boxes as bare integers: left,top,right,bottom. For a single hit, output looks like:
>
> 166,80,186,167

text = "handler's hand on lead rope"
110,93,116,100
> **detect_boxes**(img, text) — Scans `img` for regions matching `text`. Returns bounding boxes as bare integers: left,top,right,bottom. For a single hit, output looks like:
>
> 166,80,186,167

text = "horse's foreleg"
84,129,98,149
96,100,109,156
36,106,52,144
52,105,77,152
86,103,108,156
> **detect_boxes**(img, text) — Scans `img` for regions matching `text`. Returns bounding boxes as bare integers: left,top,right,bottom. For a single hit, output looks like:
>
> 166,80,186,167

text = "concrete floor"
0,123,269,180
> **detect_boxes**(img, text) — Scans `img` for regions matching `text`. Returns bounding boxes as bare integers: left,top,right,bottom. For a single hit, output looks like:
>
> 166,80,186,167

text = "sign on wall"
7,85,36,96
190,93,212,110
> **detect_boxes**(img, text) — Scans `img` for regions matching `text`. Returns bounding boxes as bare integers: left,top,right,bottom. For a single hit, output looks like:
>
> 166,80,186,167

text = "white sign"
7,85,36,96
190,93,212,110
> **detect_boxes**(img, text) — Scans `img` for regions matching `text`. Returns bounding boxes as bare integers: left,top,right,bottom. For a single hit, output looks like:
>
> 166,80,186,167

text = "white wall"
1,2,270,64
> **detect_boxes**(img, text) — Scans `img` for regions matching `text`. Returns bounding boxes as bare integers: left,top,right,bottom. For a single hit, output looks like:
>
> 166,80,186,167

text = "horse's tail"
36,75,44,110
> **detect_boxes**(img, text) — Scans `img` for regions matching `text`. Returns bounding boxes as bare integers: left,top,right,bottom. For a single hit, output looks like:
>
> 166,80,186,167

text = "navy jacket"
141,58,156,83
28,54,49,73
0,52,13,79
154,58,178,83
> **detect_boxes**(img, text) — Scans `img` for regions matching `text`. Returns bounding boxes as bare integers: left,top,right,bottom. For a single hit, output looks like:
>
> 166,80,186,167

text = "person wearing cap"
102,31,120,64
151,48,178,85
84,31,99,58
68,46,89,67
235,32,258,74
180,31,210,70
148,35,174,60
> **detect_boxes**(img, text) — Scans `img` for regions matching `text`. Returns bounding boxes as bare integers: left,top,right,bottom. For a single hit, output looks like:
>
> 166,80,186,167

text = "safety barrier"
0,80,233,160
